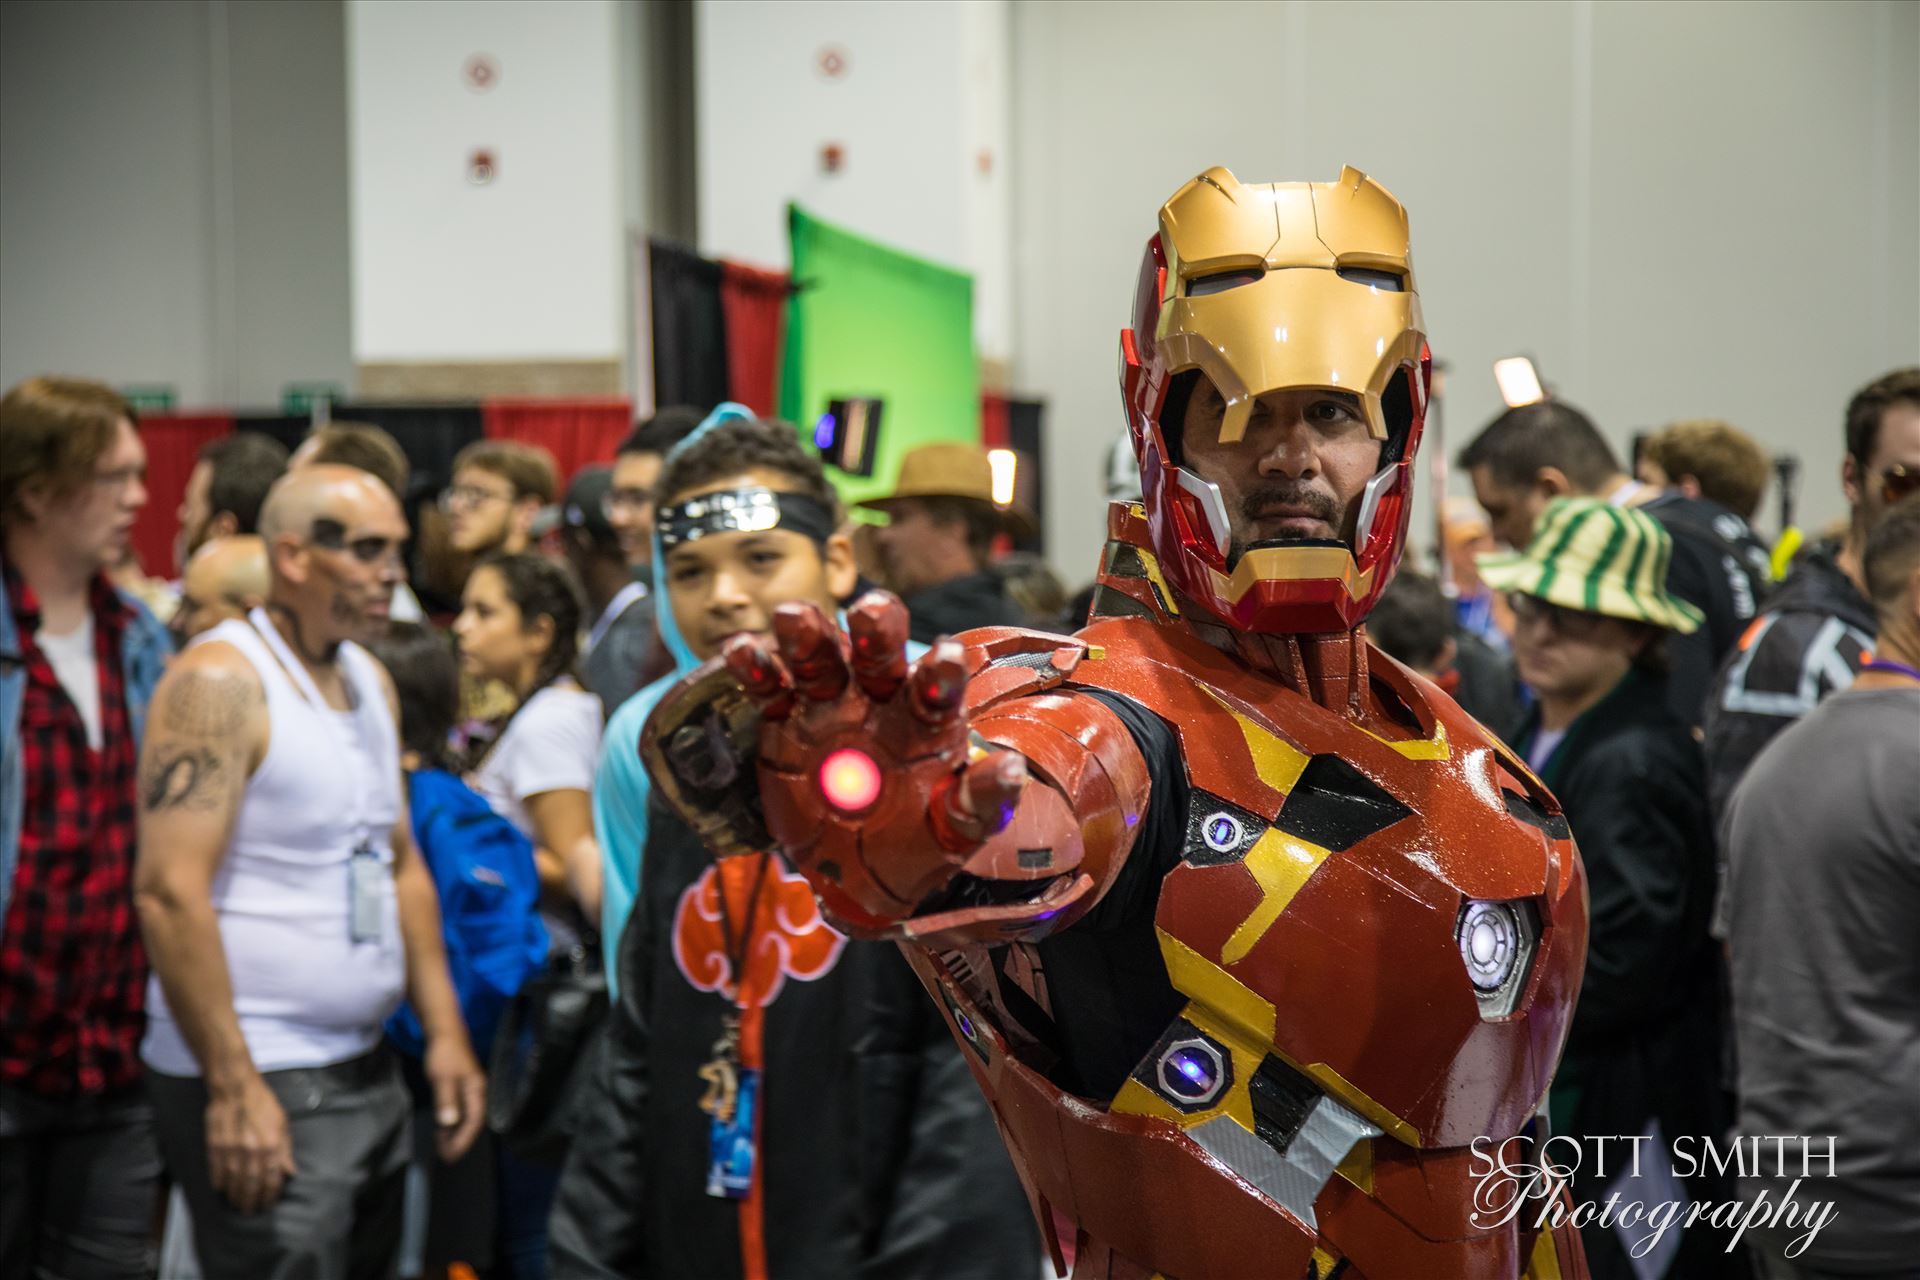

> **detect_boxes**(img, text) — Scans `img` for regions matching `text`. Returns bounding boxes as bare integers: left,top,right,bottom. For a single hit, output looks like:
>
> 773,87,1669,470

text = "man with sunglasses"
1702,366,1920,825
1479,498,1735,1277
1722,494,1920,1280
134,466,485,1279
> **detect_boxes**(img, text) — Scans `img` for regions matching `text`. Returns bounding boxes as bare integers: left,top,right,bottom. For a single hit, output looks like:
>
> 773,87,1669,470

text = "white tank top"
142,610,406,1075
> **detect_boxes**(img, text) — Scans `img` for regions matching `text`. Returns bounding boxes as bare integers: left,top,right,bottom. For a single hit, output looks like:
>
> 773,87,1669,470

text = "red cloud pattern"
672,858,847,1008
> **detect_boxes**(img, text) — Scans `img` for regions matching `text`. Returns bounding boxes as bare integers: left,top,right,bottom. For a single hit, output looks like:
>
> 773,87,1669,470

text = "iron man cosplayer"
644,167,1591,1280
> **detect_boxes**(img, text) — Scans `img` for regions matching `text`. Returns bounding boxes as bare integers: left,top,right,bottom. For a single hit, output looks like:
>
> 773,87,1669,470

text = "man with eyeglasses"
440,440,557,564
134,465,485,1279
1702,366,1920,825
1,376,172,1279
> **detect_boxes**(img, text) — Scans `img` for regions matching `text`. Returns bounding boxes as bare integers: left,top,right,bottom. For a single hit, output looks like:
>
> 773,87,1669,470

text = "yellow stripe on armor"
1201,687,1311,795
1524,1223,1565,1279
1334,1139,1374,1194
1134,546,1181,616
1110,933,1283,1134
1139,929,1429,1161
1310,1247,1342,1278
1220,829,1332,965
1295,1058,1422,1148
1158,930,1277,1044
1356,714,1450,761
1108,998,1267,1136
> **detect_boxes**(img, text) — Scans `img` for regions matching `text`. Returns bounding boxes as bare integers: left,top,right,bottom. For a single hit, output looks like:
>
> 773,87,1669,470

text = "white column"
346,0,629,394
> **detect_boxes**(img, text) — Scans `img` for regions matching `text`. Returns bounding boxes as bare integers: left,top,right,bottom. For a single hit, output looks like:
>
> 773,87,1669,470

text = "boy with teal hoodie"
554,409,1033,1280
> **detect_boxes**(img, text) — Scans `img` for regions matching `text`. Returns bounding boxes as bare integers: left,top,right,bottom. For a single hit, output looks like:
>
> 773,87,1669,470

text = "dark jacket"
1701,538,1875,825
902,571,1032,646
583,589,660,718
548,798,1036,1280
1448,626,1523,733
1639,491,1774,728
1513,669,1732,1278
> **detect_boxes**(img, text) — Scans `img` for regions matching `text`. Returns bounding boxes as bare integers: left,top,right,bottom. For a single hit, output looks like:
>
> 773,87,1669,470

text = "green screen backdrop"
779,204,978,511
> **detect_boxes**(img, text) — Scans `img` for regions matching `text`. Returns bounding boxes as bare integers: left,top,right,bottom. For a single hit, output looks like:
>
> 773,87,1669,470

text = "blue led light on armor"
814,414,836,448
1165,1045,1218,1097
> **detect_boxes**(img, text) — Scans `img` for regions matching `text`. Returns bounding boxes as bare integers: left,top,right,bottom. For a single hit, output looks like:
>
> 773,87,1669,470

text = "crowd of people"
1,358,1916,1280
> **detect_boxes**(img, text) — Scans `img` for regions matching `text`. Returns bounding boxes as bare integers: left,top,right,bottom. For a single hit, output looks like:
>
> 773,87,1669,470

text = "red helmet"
1119,166,1431,635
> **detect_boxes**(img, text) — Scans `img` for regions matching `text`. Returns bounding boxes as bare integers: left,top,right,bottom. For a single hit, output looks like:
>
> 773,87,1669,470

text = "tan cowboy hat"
857,441,1038,540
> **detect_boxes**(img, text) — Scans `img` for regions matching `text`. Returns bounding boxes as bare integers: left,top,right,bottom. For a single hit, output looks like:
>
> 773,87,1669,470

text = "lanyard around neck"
249,607,378,850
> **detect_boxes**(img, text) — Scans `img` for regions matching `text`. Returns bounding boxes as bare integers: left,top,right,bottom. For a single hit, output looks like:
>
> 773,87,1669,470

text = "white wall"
345,0,626,364
1012,0,1920,571
0,0,352,408
694,0,1014,360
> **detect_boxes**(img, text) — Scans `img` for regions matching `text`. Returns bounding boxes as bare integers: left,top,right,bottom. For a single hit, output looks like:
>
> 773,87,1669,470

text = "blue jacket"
387,768,548,1060
1,564,173,932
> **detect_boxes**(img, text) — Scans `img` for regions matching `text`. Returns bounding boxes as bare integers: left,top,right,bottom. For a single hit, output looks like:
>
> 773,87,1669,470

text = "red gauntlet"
646,592,1151,944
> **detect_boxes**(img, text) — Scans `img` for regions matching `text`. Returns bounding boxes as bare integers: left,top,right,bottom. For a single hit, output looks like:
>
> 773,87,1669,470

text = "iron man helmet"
1119,165,1430,634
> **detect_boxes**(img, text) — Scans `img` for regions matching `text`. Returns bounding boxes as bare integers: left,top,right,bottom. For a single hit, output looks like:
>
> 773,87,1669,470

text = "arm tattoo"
158,669,253,739
141,747,227,812
139,667,254,813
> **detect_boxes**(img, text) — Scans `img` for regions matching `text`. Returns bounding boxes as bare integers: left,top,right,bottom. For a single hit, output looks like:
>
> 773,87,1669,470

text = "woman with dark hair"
453,554,603,921
452,555,603,1280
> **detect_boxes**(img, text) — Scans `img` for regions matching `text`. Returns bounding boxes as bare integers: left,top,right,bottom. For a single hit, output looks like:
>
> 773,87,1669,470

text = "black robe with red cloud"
549,796,1037,1280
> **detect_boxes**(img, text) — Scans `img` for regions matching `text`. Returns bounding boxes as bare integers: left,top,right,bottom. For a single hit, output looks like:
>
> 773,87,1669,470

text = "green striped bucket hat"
1475,496,1703,633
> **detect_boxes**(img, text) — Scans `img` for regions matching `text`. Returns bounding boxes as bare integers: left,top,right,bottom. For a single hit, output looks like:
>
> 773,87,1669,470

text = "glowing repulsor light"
819,748,883,811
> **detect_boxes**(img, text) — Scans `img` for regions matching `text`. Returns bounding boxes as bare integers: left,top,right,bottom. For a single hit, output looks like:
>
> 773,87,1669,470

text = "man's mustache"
1240,483,1338,524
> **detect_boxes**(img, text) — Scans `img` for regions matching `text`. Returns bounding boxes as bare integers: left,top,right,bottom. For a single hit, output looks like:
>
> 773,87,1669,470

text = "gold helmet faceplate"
1122,165,1432,634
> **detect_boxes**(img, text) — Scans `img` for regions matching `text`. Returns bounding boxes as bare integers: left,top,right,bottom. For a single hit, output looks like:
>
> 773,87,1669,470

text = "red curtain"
481,399,634,485
980,393,1011,448
132,414,234,576
718,261,790,416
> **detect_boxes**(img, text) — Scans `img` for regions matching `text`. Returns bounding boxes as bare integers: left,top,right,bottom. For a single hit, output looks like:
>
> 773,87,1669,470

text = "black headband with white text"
657,487,837,550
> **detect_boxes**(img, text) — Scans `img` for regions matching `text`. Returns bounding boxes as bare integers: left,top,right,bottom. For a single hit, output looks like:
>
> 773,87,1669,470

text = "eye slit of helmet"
1186,268,1264,298
1159,369,1208,467
1379,367,1415,464
1335,265,1405,292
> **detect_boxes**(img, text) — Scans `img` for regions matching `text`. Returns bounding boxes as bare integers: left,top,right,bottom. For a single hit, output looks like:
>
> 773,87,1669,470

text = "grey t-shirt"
1724,685,1920,1271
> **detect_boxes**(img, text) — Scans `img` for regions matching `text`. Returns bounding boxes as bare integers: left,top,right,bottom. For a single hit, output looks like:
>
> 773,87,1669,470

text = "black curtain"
238,404,483,508
239,405,484,615
649,239,731,412
1007,397,1047,555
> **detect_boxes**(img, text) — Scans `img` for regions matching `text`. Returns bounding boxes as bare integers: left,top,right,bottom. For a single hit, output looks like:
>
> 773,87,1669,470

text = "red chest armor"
903,518,1589,1280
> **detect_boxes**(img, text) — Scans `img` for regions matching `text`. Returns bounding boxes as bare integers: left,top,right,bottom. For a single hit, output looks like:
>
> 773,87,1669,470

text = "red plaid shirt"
0,567,148,1096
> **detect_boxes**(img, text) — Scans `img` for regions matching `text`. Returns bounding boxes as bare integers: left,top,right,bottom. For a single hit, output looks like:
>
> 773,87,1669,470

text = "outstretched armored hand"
714,592,1032,935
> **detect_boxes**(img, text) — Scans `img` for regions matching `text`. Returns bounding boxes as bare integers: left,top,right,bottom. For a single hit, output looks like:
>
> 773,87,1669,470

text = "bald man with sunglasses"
133,466,484,1280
